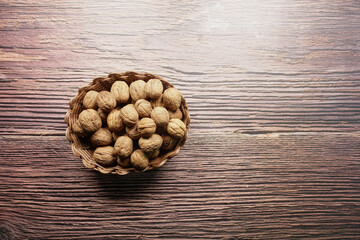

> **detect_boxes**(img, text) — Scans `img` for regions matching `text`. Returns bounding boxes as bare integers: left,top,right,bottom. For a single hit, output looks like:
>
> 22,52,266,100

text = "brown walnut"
144,78,163,99
107,109,124,132
151,107,169,127
114,135,133,158
139,134,163,153
93,146,116,166
125,123,141,140
129,80,146,102
137,118,156,137
120,104,139,127
110,81,130,103
130,149,149,171
78,109,102,132
83,91,99,109
168,109,183,120
134,99,152,118
97,91,116,112
91,128,112,146
163,87,182,111
167,118,186,138
161,134,178,150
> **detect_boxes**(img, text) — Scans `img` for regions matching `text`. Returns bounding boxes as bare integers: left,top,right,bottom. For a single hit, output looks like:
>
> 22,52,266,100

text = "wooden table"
1,0,359,239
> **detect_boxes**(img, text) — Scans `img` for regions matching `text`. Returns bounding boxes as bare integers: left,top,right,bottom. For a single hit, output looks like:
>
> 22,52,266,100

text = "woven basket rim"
64,71,190,175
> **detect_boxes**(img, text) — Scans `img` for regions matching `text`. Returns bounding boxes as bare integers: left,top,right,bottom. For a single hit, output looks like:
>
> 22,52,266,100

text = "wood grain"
0,0,359,239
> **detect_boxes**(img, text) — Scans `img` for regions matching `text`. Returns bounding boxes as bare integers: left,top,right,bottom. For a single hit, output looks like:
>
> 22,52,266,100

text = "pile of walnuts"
71,78,187,171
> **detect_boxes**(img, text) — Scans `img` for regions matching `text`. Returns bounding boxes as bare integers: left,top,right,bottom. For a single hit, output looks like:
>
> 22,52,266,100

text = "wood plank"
0,132,359,239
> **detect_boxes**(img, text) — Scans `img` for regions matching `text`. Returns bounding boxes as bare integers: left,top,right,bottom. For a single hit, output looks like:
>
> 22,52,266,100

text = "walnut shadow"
92,167,161,199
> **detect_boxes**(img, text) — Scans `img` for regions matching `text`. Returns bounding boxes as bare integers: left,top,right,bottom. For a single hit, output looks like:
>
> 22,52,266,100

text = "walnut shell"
150,95,163,108
72,120,88,137
117,156,131,168
120,104,139,127
163,87,181,111
111,81,130,103
93,146,116,166
137,118,156,138
125,123,141,140
114,135,133,158
144,78,163,99
139,134,163,153
97,91,116,112
107,109,124,132
161,134,178,150
130,149,149,171
91,128,112,146
168,109,183,120
134,99,152,118
167,118,186,138
83,91,99,109
151,107,169,127
129,80,146,102
78,109,102,132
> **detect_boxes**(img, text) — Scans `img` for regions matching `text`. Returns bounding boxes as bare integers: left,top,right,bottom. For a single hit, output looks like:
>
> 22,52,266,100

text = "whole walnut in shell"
83,91,99,109
139,134,163,153
144,78,163,99
120,104,139,127
134,99,152,118
130,149,149,171
97,91,116,112
91,128,112,146
163,87,182,111
167,118,186,138
126,124,141,140
151,107,169,127
78,109,102,132
161,134,177,150
107,109,124,132
111,81,130,103
137,118,156,137
72,120,88,137
114,135,133,158
148,149,160,159
93,146,116,166
129,80,146,102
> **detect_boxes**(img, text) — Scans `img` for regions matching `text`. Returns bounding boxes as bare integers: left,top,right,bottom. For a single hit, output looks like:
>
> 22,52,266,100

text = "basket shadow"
91,168,161,199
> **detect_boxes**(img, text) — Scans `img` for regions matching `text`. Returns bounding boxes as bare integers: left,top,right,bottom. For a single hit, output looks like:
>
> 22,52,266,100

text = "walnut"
150,95,163,108
117,156,131,168
91,128,112,146
129,80,146,102
83,91,99,109
107,109,124,132
137,118,156,137
125,123,141,140
161,134,177,150
71,120,87,136
97,91,116,112
144,78,163,99
78,109,102,132
93,146,116,166
167,118,186,138
148,149,160,159
110,81,130,103
114,135,133,158
97,108,107,125
120,104,139,127
163,87,182,111
168,109,183,120
134,99,152,118
139,134,163,153
130,149,149,171
151,107,169,127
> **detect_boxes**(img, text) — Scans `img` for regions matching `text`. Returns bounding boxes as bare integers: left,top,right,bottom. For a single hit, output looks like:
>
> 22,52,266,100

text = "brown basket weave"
64,71,190,175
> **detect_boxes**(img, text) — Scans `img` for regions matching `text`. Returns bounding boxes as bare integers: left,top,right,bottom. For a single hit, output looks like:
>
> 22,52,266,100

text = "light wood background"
0,0,359,239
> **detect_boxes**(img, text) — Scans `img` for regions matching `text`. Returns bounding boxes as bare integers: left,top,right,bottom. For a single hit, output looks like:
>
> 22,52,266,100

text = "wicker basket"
64,71,190,175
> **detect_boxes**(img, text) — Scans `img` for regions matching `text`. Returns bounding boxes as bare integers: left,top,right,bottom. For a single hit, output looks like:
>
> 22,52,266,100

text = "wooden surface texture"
0,0,359,239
